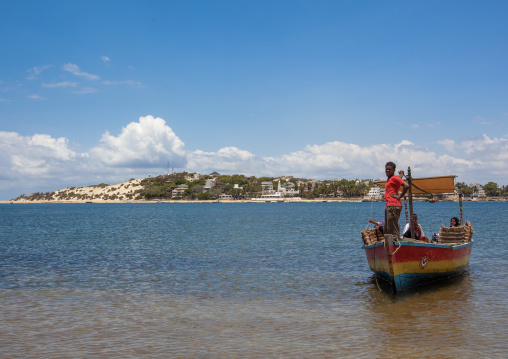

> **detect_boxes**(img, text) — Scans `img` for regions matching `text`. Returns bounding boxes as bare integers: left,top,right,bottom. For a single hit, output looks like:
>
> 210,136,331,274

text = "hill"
10,179,145,203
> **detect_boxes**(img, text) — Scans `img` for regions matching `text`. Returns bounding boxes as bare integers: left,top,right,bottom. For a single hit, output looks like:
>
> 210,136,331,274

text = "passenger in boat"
369,218,384,234
450,217,460,227
403,213,425,239
384,162,410,238
369,218,400,235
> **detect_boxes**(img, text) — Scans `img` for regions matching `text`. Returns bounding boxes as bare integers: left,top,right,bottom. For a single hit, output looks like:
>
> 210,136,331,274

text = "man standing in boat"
384,161,409,238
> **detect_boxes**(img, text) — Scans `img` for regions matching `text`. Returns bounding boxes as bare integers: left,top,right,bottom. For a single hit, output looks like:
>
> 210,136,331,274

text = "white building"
261,181,274,192
472,184,486,197
365,186,383,199
204,179,216,191
185,173,201,182
172,184,188,197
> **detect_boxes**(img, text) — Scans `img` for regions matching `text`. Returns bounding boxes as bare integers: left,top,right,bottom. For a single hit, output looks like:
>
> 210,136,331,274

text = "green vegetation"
10,172,508,202
484,182,499,197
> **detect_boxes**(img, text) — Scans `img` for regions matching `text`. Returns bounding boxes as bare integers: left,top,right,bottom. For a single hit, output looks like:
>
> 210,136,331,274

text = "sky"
1,0,508,200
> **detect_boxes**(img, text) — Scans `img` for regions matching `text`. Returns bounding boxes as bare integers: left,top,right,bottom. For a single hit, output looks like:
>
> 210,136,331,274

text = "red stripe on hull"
363,240,473,292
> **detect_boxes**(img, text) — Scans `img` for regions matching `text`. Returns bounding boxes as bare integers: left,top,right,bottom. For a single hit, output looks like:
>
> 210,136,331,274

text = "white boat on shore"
251,192,285,202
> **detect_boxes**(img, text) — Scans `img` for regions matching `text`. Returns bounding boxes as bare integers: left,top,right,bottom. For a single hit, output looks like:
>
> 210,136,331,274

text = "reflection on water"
361,272,477,357
0,202,507,358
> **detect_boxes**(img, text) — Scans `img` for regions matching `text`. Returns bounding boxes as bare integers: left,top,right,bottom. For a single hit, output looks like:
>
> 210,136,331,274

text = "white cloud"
89,115,187,168
42,81,78,88
456,134,508,166
26,65,53,80
62,63,100,80
188,147,260,174
187,140,476,181
426,122,442,128
0,131,82,180
0,116,188,198
437,138,456,152
101,56,111,63
2,116,508,200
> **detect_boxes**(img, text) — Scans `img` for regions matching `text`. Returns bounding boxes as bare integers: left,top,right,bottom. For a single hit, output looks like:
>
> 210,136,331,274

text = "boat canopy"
375,175,456,194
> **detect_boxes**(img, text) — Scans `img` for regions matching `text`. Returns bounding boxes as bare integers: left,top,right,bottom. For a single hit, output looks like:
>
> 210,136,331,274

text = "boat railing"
438,221,474,245
361,220,474,247
361,228,384,246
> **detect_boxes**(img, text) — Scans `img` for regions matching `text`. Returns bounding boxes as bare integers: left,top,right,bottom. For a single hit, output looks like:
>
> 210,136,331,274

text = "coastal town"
7,171,507,203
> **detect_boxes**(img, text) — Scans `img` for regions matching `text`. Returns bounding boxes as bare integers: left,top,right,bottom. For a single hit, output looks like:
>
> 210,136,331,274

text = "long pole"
407,167,414,239
459,193,463,225
404,197,409,225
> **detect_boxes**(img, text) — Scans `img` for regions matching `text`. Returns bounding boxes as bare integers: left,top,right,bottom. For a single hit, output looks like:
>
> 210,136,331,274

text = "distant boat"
251,192,285,203
361,170,474,293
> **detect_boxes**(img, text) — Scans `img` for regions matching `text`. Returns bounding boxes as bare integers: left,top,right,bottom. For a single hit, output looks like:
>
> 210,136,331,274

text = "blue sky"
1,0,508,199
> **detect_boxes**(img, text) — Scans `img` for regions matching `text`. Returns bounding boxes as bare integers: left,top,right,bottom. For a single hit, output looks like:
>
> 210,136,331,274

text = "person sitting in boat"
403,213,425,239
450,217,460,227
369,218,400,235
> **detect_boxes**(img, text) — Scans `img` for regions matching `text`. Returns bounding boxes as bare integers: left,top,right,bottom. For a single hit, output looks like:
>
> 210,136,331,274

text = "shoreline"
1,198,505,204
0,199,362,204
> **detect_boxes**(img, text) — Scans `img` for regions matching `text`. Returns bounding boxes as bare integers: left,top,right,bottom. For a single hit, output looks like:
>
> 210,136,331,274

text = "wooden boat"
361,168,474,293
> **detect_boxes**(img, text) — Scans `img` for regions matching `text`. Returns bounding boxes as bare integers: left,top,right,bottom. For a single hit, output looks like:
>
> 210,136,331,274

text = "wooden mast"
407,167,415,239
404,198,409,226
459,193,463,225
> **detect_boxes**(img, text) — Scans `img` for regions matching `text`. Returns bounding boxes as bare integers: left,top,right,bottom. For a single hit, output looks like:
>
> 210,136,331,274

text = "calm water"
0,202,506,358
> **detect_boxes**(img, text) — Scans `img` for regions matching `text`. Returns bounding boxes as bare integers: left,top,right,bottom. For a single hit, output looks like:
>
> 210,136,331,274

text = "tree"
459,186,474,197
192,185,204,193
484,182,499,197
230,188,243,199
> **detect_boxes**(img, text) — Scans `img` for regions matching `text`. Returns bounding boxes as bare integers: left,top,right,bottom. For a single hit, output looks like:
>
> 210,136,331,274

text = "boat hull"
362,240,473,293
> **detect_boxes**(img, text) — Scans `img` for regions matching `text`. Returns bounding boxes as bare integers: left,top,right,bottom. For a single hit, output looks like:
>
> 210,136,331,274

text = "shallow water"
0,202,506,358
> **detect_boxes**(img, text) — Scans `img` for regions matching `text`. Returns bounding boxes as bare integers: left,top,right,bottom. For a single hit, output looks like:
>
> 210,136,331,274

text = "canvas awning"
375,175,456,194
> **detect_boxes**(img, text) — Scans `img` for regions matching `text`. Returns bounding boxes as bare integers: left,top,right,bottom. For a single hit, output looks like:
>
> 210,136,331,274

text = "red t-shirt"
385,175,405,207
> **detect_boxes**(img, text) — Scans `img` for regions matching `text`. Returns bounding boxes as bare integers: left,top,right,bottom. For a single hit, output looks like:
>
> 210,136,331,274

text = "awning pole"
459,193,463,225
408,167,414,239
404,197,409,225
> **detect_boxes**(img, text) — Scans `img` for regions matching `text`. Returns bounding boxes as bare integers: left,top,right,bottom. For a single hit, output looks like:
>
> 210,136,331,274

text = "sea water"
0,202,506,358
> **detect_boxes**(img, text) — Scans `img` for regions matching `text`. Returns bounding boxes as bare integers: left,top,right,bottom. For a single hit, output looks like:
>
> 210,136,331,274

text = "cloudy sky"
1,0,507,200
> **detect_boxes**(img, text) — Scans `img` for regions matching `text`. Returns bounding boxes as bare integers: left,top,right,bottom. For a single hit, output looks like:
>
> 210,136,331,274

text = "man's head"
411,214,418,223
385,162,396,177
